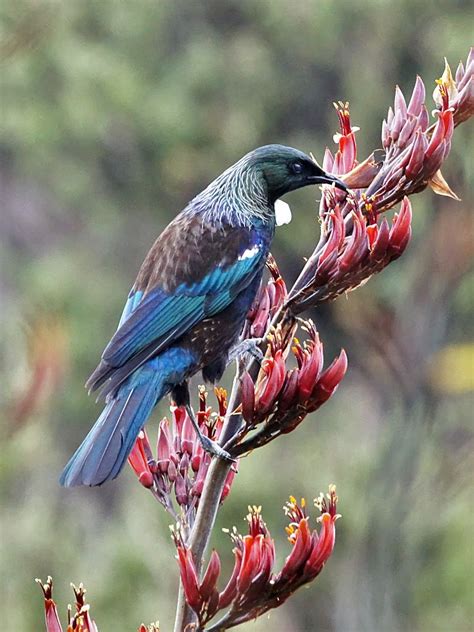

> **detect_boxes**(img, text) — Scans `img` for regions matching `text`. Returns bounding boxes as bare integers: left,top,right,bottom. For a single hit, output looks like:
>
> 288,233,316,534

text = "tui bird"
60,144,346,486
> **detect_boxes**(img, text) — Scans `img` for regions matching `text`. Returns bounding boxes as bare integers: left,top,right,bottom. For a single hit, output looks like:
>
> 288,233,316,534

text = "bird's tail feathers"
60,371,166,487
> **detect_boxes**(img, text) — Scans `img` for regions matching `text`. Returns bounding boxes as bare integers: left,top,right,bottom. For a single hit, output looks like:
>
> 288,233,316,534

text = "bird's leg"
227,337,265,366
184,403,234,462
172,381,234,462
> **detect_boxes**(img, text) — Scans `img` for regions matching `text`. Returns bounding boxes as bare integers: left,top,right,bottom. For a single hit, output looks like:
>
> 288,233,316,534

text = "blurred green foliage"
1,1,472,630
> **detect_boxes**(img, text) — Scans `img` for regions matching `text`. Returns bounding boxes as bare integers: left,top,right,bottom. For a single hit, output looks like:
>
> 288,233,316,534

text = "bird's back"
87,208,274,398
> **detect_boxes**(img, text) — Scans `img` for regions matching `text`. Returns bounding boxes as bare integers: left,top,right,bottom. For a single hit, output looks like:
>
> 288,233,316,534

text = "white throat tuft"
274,199,292,226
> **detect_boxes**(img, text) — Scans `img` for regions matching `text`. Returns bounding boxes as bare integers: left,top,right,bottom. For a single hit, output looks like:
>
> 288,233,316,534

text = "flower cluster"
289,195,412,312
286,51,473,315
174,487,339,630
36,577,160,632
128,388,238,527
232,320,347,456
36,577,98,632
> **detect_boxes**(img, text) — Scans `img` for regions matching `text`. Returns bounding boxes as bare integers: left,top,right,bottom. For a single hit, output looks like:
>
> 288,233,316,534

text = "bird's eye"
292,161,303,174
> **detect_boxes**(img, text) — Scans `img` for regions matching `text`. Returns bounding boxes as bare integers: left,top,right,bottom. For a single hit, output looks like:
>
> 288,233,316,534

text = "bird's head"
245,144,347,204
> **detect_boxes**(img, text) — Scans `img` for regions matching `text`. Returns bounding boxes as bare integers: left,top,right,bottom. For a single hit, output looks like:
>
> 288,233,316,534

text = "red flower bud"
405,131,427,179
128,431,154,488
221,463,238,502
398,116,417,149
390,107,404,142
418,105,429,131
322,146,334,171
407,75,426,116
240,371,255,423
250,289,270,338
394,85,407,118
191,435,204,472
157,419,171,473
180,410,194,455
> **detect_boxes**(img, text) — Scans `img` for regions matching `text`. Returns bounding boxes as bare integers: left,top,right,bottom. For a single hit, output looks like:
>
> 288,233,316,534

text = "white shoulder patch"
275,199,292,226
238,244,260,260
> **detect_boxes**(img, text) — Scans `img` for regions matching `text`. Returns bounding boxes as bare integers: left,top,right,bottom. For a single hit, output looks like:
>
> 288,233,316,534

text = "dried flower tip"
433,58,458,109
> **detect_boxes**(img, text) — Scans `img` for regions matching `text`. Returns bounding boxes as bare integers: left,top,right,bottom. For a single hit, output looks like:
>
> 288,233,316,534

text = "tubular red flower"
309,349,348,408
338,212,369,274
332,101,358,174
218,548,242,609
177,547,202,611
304,512,337,578
296,334,324,402
388,197,412,257
278,368,299,411
370,218,390,262
255,350,286,416
237,535,260,595
426,110,447,158
319,207,345,262
278,516,312,582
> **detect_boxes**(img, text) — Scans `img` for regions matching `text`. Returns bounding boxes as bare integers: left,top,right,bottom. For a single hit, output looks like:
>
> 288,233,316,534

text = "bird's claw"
228,337,265,366
200,435,235,462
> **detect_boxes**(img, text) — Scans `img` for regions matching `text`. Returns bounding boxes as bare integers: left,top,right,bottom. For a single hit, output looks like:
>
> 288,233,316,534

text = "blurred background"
1,1,473,630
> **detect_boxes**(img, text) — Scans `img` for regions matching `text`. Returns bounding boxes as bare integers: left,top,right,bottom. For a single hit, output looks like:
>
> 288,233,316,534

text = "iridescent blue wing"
87,214,268,396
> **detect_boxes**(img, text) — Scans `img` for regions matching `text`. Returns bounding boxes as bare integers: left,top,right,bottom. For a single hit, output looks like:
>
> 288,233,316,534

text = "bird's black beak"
308,172,348,192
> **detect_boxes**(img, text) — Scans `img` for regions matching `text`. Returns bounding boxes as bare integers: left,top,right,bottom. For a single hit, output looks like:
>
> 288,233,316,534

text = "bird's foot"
228,337,265,366
200,435,235,462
